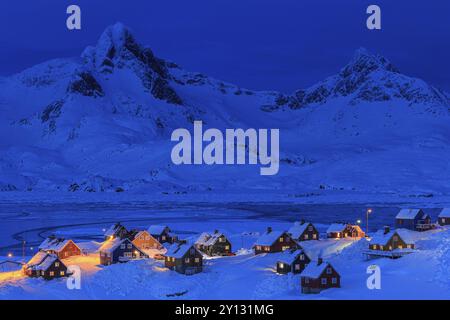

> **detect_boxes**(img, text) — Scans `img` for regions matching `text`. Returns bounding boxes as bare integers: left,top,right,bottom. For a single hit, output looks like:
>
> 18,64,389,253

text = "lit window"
300,254,304,260
60,271,65,276
225,245,230,250
195,258,200,263
313,234,317,239
127,244,132,249
49,271,55,276
185,258,190,263
304,234,309,240
161,236,166,241
295,264,300,270
279,263,284,268
55,262,60,267
279,237,284,242
120,244,125,249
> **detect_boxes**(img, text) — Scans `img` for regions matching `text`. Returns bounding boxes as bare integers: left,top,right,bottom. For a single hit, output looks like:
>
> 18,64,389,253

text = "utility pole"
22,240,26,260
366,208,372,236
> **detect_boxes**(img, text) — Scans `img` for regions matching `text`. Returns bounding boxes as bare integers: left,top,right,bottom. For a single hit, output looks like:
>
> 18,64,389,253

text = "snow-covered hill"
1,22,450,197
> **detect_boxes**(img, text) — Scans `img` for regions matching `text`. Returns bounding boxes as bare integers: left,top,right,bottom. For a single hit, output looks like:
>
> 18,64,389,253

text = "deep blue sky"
0,0,449,93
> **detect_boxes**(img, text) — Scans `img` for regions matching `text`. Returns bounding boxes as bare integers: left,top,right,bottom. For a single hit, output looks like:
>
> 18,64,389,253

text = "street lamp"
7,253,13,258
366,208,373,236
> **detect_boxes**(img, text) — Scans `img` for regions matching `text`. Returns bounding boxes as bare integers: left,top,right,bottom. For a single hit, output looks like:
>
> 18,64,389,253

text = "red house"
438,208,450,226
326,223,365,239
300,258,340,294
253,227,297,254
38,236,82,260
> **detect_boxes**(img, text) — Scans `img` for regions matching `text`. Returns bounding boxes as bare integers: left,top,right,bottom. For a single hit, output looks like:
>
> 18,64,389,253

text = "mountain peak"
341,47,399,77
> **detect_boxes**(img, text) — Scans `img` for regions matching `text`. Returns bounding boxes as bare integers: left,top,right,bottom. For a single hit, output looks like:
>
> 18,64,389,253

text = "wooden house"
104,222,129,241
276,248,311,274
99,237,148,265
253,227,297,254
148,225,176,244
130,230,163,251
363,226,415,259
326,223,365,239
195,230,232,256
438,208,450,226
164,242,203,275
300,258,340,294
395,209,433,231
24,252,68,280
288,220,319,241
38,236,82,259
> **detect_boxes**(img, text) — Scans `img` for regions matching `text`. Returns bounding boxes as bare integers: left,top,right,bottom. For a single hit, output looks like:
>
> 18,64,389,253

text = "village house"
300,258,340,294
164,242,203,275
288,220,319,241
395,209,433,231
98,237,148,265
364,226,415,259
195,230,232,256
276,248,311,274
148,225,176,244
130,230,163,251
38,236,82,259
253,227,297,254
24,252,68,280
326,223,365,239
438,208,450,226
104,222,129,241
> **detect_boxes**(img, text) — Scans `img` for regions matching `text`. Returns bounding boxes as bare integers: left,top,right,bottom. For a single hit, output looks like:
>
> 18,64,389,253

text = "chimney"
317,257,323,266
300,219,305,225
383,226,390,235
214,229,219,234
267,227,272,234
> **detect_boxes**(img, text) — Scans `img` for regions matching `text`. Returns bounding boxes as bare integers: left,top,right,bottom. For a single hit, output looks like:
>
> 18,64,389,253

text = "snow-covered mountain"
1,23,449,196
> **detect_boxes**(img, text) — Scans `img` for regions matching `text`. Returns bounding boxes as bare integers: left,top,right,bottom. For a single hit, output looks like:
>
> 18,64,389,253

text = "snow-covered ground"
0,217,449,300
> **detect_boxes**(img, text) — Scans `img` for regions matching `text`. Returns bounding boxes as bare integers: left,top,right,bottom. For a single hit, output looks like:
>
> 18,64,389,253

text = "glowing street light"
7,253,13,258
356,219,362,224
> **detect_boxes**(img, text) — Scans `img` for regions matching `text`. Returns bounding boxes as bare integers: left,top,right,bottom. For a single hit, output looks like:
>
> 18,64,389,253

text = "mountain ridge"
1,22,450,195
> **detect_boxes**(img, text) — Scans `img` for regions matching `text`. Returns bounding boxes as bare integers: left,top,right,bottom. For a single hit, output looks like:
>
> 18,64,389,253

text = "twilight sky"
0,0,449,93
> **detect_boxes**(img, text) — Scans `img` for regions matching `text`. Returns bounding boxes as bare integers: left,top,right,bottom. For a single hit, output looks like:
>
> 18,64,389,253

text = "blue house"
395,209,432,231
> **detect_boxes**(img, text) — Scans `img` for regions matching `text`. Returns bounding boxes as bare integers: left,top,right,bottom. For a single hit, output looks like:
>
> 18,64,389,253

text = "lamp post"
366,208,372,236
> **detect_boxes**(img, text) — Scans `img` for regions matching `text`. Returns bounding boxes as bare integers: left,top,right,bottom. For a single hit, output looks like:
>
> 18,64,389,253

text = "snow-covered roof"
439,208,450,218
98,238,128,254
104,223,127,237
396,209,422,219
26,252,60,271
326,223,347,233
301,262,333,279
147,225,169,235
195,231,225,246
0,260,24,272
277,249,307,265
165,242,197,259
370,229,415,246
254,229,286,246
38,237,78,252
288,222,310,239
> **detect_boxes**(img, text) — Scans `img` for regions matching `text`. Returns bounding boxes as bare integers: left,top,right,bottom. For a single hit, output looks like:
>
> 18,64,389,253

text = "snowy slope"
1,23,450,196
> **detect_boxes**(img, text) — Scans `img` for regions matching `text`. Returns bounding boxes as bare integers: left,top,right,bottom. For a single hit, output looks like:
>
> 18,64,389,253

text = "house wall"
199,237,232,256
132,232,162,250
57,241,82,259
301,266,340,294
395,218,417,230
172,248,203,274
439,217,450,226
297,224,319,241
